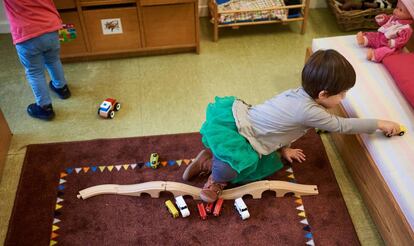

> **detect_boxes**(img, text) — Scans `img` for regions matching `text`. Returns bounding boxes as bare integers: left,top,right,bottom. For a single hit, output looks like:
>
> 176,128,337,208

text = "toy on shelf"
165,200,179,218
175,196,190,218
213,198,224,217
98,98,121,119
150,153,160,169
234,198,250,220
59,24,77,43
205,202,214,214
197,203,207,220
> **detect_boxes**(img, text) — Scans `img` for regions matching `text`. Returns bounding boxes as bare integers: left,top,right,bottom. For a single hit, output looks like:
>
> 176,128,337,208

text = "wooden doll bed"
208,0,310,41
307,36,414,245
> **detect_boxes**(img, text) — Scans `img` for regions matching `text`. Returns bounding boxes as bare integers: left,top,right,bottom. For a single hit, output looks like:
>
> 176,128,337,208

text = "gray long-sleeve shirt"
233,87,378,155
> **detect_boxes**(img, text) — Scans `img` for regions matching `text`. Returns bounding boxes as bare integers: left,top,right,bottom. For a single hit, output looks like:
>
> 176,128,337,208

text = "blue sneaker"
27,103,55,120
49,81,71,99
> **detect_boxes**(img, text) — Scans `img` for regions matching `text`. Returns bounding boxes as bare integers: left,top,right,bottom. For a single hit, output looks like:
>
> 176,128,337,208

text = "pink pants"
364,32,399,62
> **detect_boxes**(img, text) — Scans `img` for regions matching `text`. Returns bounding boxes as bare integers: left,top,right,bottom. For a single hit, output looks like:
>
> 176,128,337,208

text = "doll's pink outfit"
362,14,413,62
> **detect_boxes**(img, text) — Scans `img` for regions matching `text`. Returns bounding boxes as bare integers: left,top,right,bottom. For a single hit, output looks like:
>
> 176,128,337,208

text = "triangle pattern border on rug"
50,160,315,245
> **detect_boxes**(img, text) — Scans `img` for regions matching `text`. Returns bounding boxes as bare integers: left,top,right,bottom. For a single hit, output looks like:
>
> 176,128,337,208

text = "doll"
339,0,396,11
356,0,414,62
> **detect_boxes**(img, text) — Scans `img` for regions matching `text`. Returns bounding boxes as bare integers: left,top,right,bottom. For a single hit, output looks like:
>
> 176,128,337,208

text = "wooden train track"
77,180,318,200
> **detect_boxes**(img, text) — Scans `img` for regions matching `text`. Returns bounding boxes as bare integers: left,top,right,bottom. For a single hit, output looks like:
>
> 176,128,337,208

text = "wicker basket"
327,0,394,31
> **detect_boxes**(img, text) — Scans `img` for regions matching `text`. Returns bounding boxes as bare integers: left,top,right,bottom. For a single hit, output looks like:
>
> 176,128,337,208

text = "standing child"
183,49,401,203
4,0,71,120
356,0,414,62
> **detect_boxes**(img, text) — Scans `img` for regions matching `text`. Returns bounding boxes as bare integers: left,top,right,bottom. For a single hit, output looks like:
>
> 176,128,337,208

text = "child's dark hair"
302,49,356,99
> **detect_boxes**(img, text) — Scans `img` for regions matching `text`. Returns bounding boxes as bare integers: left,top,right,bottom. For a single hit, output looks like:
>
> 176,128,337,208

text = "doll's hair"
302,49,356,99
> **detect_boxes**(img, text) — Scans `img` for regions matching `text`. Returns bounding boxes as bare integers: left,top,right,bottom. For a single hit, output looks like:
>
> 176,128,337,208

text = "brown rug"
6,131,360,246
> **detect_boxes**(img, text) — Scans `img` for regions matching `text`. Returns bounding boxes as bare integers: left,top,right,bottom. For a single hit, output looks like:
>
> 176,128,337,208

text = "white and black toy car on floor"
175,196,190,218
234,197,250,220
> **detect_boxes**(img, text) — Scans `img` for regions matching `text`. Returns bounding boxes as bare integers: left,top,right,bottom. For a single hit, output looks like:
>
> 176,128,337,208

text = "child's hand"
375,14,386,22
378,120,400,137
280,147,306,163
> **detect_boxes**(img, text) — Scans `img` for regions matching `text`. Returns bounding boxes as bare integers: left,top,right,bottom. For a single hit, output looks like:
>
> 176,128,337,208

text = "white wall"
0,0,327,33
0,1,9,33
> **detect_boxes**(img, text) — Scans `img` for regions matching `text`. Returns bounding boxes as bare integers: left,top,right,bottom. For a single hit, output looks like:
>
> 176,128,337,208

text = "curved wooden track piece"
77,180,318,200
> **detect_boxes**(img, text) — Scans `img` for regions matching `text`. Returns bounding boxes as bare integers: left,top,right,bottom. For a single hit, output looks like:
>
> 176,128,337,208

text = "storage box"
83,7,142,52
327,0,393,31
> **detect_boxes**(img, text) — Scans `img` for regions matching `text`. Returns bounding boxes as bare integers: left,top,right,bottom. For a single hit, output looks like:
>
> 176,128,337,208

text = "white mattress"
312,35,414,230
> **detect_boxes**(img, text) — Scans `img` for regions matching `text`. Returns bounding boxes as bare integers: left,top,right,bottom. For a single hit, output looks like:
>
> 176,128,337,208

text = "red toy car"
98,98,121,119
213,198,224,217
205,203,214,214
197,203,207,220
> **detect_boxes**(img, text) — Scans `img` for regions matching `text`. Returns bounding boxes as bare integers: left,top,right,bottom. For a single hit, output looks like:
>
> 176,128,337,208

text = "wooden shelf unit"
208,0,310,41
54,0,200,61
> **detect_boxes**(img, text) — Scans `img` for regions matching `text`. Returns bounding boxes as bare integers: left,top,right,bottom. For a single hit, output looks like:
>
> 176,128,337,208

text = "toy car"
98,98,121,119
213,198,224,217
234,198,250,220
175,196,190,218
197,203,207,220
386,125,407,137
165,200,179,218
205,202,214,214
398,125,407,136
150,153,160,169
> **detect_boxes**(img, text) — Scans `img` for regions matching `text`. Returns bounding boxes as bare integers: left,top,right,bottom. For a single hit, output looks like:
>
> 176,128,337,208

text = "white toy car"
234,197,250,220
175,196,190,218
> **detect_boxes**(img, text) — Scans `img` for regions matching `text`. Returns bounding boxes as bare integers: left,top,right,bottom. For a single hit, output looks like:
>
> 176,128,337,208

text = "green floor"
0,9,384,245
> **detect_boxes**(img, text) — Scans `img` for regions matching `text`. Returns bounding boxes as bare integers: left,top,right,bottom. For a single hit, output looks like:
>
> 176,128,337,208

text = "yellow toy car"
165,200,179,218
150,153,159,169
398,125,407,136
386,125,407,137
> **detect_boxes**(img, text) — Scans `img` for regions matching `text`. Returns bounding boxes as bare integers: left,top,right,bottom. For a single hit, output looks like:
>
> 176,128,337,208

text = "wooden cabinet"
54,0,199,61
142,3,196,47
83,7,142,52
54,0,76,10
0,108,12,182
59,11,88,56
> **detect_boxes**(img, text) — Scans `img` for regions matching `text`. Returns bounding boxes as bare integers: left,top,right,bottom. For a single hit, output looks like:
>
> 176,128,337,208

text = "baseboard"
0,21,10,34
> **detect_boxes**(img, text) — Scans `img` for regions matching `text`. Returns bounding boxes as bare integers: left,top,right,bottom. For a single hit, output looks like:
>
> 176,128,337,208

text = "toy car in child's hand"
385,125,407,137
98,98,121,119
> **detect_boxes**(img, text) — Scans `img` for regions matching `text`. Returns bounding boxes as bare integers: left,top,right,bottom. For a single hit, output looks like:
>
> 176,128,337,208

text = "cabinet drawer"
80,0,136,6
53,0,76,10
83,7,141,52
142,3,196,47
59,11,87,55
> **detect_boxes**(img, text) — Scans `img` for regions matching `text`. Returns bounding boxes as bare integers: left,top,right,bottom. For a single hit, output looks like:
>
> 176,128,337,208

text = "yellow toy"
398,125,407,136
150,153,160,169
165,200,179,218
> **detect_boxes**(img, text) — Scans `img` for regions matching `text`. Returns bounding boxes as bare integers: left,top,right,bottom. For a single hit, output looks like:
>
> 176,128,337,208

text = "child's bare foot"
367,48,374,60
356,32,365,46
